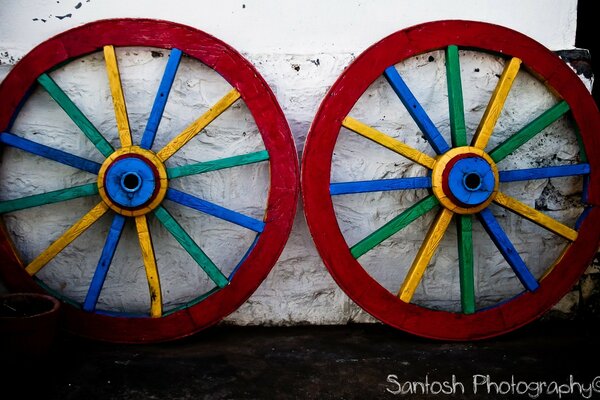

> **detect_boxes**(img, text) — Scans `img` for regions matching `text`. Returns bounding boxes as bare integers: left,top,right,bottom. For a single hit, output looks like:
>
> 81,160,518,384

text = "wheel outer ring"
301,20,600,340
0,19,299,343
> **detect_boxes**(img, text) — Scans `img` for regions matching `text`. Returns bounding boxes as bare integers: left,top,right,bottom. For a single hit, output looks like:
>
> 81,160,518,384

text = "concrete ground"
4,320,600,399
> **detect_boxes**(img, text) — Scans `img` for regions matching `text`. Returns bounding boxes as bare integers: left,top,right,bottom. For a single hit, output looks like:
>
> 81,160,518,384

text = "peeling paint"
0,51,19,66
31,0,90,23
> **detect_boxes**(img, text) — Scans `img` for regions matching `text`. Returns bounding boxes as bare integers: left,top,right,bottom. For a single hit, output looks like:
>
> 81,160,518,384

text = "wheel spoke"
471,57,522,150
141,48,183,150
582,175,590,204
157,88,241,162
25,202,109,275
330,176,431,195
0,183,98,214
398,208,454,303
37,74,114,157
457,214,475,314
342,117,436,169
494,192,578,241
575,129,589,163
0,132,101,174
350,195,439,259
499,163,590,182
575,132,591,203
166,188,265,232
477,208,539,291
153,205,228,287
384,66,451,154
445,45,467,147
489,101,570,162
230,234,260,279
164,287,221,316
575,206,593,230
135,215,162,318
167,150,269,179
104,45,132,147
83,214,126,312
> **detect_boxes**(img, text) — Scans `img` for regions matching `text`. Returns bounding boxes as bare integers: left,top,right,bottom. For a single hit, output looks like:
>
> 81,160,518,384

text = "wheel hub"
98,147,168,216
432,147,499,214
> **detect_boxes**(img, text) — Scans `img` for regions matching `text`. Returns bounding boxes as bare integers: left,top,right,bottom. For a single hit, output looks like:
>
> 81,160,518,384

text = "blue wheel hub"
104,156,158,209
446,157,495,207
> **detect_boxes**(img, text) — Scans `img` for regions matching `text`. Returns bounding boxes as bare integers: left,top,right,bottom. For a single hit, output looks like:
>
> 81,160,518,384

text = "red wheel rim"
0,19,299,343
302,20,600,340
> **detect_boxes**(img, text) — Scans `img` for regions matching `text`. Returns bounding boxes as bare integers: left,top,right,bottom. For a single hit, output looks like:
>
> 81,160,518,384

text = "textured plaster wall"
0,0,597,325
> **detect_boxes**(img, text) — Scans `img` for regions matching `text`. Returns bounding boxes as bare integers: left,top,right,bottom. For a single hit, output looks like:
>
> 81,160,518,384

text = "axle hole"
121,172,142,192
464,173,482,191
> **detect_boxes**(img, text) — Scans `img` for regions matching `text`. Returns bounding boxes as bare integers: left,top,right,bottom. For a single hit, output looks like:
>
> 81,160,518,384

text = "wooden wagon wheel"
0,19,298,343
302,20,600,340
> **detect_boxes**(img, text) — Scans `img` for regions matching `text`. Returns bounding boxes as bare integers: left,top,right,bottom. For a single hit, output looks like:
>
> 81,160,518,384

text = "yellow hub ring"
97,146,168,217
431,146,499,215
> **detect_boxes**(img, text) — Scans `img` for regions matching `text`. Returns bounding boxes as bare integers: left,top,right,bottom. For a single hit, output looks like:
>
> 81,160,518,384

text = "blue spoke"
229,234,260,279
141,48,183,150
0,132,101,174
384,66,451,154
166,188,265,232
575,207,592,230
582,175,590,204
83,214,126,312
499,164,590,182
478,208,539,292
330,176,431,195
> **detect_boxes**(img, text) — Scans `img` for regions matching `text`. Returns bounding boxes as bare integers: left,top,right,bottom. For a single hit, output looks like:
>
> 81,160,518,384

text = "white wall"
0,0,579,56
0,0,591,326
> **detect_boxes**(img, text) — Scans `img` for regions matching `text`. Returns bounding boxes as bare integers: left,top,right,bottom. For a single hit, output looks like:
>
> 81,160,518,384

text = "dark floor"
4,320,600,399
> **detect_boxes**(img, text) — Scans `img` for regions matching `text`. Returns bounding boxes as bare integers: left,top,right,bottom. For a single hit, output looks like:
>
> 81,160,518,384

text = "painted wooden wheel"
0,19,298,343
302,20,600,340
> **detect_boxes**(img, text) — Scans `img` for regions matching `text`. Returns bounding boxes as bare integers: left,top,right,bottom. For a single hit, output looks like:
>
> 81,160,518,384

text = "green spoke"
167,150,269,179
457,214,475,314
489,101,570,162
445,45,467,147
163,287,221,316
574,127,589,162
0,183,98,214
153,206,228,288
350,195,439,259
37,74,114,157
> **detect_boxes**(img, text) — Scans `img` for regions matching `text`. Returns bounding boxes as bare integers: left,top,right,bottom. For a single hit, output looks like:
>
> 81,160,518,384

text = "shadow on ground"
4,320,600,399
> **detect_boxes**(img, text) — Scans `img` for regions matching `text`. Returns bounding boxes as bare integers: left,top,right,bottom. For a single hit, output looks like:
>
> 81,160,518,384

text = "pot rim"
0,292,61,319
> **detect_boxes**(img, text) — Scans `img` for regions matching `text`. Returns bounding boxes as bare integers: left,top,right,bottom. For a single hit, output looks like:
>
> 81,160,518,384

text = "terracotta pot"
0,293,61,358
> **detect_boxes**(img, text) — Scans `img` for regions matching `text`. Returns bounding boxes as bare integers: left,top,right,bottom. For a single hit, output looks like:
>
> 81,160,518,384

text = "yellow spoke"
104,45,132,147
26,202,109,275
157,89,241,162
135,215,162,318
472,57,522,150
398,208,454,302
494,192,577,241
342,116,436,169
